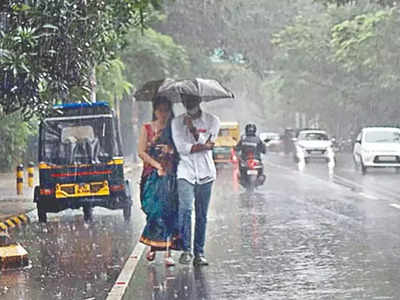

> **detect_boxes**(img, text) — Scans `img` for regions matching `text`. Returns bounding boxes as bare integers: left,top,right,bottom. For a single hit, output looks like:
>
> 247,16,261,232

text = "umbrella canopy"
133,78,175,102
134,78,234,102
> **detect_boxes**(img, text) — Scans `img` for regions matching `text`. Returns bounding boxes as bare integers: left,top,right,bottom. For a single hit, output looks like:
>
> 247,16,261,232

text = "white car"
353,127,400,174
293,129,335,163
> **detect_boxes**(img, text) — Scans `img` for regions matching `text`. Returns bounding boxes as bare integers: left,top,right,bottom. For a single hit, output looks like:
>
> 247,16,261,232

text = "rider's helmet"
245,123,257,136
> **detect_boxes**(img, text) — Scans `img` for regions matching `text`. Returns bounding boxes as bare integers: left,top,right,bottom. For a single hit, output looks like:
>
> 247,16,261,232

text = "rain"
2,0,400,299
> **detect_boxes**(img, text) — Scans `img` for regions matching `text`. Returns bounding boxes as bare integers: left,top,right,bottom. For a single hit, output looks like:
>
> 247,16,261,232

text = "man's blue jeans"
177,179,213,256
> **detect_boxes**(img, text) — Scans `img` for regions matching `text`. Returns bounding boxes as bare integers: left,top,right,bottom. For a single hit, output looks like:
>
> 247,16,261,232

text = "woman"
138,95,180,266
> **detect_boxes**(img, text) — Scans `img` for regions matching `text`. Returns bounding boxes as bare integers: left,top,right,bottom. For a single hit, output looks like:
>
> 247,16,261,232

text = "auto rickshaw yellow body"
213,122,240,164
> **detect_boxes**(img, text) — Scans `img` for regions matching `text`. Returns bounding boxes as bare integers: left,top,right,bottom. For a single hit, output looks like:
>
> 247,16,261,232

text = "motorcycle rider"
235,123,266,185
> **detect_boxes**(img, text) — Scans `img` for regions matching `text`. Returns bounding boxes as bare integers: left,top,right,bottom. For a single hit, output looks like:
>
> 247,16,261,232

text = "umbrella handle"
206,134,212,143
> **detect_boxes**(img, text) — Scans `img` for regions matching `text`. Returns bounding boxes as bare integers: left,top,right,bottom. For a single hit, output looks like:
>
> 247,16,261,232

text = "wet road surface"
127,154,400,299
3,153,400,299
0,168,145,300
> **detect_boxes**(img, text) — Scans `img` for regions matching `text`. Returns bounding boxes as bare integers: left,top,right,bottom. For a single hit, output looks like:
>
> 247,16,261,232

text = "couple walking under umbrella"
137,78,234,266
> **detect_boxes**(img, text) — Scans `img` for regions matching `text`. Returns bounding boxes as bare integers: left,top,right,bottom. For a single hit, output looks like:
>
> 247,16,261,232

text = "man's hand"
184,115,199,140
190,142,214,153
205,141,214,150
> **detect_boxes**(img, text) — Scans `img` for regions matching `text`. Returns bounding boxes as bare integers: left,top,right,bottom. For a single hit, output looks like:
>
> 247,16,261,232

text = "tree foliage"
121,27,190,88
96,59,132,105
157,0,306,78
315,0,396,7
0,113,37,171
272,3,400,135
0,0,161,120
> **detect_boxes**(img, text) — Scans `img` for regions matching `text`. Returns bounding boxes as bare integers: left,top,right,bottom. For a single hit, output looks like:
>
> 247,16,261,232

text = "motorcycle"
238,153,265,192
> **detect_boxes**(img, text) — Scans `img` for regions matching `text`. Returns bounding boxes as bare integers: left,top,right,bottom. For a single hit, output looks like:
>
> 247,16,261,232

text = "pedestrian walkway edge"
0,213,31,232
106,241,145,300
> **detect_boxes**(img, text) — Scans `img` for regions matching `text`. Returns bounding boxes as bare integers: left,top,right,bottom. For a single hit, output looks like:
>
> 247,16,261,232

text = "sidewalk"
0,161,143,231
0,171,35,231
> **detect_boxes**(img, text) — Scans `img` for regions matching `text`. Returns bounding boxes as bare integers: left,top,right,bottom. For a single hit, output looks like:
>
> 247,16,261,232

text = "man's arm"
190,115,220,153
235,138,242,152
171,118,193,155
172,117,213,154
258,138,266,154
183,115,199,141
209,115,220,143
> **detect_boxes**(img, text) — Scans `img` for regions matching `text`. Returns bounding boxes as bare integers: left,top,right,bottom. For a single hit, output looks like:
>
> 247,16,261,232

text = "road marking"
358,192,378,200
390,203,400,210
106,241,145,300
334,173,400,200
268,160,400,203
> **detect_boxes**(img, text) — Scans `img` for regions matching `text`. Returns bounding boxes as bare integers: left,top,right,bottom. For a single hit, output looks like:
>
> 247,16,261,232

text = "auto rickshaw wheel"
123,204,132,223
35,188,47,223
83,206,93,223
37,206,47,223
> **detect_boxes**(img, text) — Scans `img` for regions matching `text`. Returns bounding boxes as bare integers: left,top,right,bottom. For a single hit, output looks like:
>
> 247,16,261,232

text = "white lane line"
390,203,400,210
268,160,396,202
358,192,378,200
106,241,145,300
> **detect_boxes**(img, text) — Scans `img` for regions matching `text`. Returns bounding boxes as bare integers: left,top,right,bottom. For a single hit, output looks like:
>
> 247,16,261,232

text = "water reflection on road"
0,212,142,300
128,160,400,299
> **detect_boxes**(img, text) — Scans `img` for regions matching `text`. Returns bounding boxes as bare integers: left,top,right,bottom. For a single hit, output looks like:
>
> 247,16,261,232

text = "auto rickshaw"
213,122,240,164
34,102,132,223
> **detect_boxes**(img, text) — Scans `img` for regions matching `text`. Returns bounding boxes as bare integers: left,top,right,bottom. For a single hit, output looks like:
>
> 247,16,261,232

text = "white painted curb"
106,242,145,300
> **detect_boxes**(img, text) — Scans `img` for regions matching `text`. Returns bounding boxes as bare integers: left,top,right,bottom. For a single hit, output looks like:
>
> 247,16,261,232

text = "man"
171,95,220,266
235,123,266,183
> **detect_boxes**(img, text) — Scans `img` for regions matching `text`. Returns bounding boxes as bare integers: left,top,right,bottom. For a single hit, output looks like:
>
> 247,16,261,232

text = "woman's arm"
138,125,163,171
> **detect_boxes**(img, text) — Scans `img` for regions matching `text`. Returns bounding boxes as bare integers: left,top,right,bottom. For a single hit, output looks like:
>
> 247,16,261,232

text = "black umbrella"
133,78,174,102
134,78,234,102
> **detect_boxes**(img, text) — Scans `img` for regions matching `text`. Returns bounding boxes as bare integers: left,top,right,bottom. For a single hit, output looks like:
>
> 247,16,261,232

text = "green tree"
271,3,400,135
96,59,133,105
0,113,37,171
315,0,396,7
121,27,190,88
0,0,162,120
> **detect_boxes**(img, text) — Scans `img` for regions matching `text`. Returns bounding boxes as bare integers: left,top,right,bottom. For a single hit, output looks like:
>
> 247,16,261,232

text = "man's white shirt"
171,112,220,185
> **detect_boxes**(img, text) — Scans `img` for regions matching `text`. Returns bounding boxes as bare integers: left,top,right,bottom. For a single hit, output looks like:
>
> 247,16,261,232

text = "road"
3,153,400,299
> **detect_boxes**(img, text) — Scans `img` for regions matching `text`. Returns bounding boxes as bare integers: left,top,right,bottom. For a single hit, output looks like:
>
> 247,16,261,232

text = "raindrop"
100,272,108,280
86,283,92,292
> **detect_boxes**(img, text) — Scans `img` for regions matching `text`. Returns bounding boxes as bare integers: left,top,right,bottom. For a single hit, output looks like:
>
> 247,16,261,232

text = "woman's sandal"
146,250,156,262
